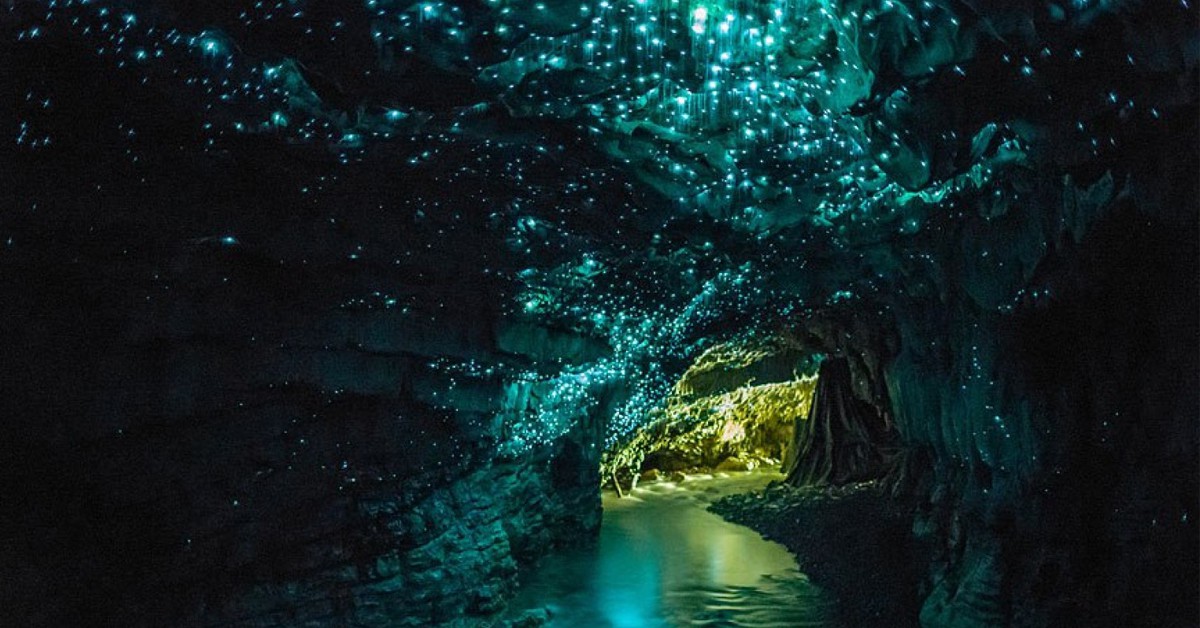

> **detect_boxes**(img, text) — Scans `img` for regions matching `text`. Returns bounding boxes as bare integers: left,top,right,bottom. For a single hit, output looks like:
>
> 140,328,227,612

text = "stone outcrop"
783,357,894,487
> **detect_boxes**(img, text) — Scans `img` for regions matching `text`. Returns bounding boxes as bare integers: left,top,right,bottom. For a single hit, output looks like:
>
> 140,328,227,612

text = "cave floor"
500,470,833,627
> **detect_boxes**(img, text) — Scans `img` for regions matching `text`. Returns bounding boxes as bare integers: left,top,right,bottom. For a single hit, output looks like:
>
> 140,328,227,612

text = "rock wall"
0,225,604,626
890,193,1199,627
786,146,1200,627
754,4,1200,624
2,270,604,626
769,164,1197,626
0,111,607,627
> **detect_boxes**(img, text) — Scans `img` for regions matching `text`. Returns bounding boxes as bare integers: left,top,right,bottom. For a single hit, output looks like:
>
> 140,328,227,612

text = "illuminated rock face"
604,340,819,480
3,0,1198,625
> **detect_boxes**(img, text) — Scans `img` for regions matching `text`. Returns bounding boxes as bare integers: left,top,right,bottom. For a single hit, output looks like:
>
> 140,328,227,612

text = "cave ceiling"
7,0,1195,447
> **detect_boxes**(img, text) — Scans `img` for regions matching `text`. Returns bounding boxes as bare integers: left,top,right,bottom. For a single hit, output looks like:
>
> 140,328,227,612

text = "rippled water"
503,471,832,627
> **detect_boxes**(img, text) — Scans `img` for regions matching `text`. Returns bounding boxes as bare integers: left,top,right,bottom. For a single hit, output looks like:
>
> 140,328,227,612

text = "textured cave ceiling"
5,0,1196,453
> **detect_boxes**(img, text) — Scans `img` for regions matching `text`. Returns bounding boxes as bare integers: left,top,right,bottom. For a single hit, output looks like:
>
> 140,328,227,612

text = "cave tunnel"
2,1,1197,626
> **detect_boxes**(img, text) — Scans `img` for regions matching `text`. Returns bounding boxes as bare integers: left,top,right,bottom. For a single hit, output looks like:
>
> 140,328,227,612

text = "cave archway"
603,337,898,494
601,339,820,491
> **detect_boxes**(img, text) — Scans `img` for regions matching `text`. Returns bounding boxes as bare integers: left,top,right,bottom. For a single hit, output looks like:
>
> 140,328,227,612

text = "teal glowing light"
195,31,228,58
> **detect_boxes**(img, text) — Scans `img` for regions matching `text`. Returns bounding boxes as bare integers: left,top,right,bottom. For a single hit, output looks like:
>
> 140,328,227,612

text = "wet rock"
712,483,924,626
920,542,1006,628
716,457,751,472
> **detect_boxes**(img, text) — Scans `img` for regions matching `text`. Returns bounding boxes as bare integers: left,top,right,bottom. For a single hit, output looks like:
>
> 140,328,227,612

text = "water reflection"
504,472,831,627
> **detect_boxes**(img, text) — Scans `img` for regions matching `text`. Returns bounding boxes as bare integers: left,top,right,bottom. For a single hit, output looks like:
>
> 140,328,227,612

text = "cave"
2,1,1197,626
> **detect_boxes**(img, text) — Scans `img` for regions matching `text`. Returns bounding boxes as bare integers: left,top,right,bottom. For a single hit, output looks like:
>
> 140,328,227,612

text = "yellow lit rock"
604,339,818,485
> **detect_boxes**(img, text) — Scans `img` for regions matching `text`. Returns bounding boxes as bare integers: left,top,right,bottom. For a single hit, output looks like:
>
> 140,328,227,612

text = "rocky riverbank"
711,481,924,627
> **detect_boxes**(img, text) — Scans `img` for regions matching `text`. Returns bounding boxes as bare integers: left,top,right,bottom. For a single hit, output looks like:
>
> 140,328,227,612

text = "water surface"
503,471,831,627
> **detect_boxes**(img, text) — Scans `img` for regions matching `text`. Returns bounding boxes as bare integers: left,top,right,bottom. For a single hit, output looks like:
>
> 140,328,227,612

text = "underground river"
501,471,832,627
